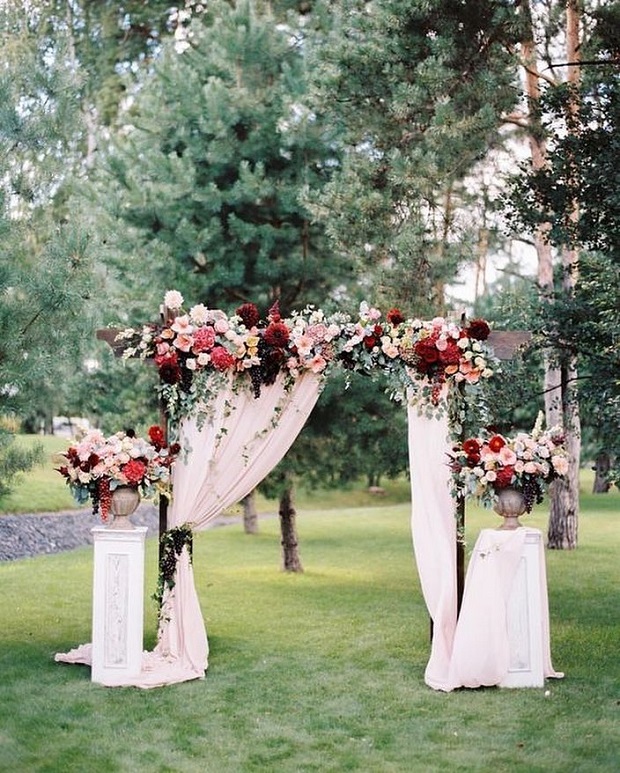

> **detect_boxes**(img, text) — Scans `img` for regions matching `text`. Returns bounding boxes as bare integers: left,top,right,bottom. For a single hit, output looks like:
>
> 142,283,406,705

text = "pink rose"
308,354,327,373
192,326,216,352
171,314,193,335
173,333,193,353
210,346,235,371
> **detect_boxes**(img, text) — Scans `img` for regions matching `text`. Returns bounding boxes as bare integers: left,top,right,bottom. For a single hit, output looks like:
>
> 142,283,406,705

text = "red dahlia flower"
236,302,260,329
158,361,181,384
263,321,290,347
488,434,506,452
122,459,147,485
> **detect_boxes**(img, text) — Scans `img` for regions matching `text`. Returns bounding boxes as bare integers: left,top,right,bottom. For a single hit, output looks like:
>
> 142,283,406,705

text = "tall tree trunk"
592,452,611,494
520,0,581,549
279,484,303,573
548,0,582,550
241,489,259,534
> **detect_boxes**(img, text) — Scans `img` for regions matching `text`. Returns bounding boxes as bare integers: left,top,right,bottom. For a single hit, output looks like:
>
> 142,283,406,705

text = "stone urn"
494,487,527,530
109,485,140,529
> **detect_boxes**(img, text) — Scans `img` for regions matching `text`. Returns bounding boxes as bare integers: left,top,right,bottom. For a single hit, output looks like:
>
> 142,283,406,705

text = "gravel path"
0,504,161,562
0,502,250,562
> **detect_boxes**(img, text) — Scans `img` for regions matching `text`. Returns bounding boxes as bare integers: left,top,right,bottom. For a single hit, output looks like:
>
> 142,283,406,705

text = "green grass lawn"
0,483,618,772
0,435,84,513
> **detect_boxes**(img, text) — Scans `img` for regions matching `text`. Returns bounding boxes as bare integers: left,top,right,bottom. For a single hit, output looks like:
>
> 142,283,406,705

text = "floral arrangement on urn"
57,426,177,525
449,415,569,527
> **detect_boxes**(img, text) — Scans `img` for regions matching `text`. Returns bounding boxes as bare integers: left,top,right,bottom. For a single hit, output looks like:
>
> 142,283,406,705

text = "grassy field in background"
0,479,618,771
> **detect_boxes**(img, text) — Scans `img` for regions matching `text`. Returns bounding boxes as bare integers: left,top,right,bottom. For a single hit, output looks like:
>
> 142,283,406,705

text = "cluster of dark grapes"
90,478,112,522
522,477,543,513
154,526,194,608
180,358,194,392
249,365,263,399
248,340,285,398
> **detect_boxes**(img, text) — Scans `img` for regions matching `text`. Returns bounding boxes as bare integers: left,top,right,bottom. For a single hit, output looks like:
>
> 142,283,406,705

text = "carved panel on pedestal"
104,553,129,667
506,556,532,672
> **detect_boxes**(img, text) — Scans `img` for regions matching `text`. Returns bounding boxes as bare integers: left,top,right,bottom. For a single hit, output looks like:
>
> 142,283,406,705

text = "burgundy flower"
415,338,439,364
268,300,281,323
158,361,181,384
387,308,405,326
438,341,461,366
148,425,166,451
466,318,491,341
236,303,260,329
364,335,377,350
494,466,515,489
263,321,290,348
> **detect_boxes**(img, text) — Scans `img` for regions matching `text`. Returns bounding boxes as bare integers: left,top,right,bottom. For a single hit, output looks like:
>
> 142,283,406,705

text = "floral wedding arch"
58,291,558,689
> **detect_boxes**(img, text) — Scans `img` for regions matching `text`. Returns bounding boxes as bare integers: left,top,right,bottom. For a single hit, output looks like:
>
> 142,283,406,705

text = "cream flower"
164,290,184,310
189,304,209,324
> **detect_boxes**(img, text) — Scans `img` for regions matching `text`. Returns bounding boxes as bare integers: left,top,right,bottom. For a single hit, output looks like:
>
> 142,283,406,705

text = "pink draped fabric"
447,527,563,690
56,371,323,688
407,401,562,691
407,402,458,691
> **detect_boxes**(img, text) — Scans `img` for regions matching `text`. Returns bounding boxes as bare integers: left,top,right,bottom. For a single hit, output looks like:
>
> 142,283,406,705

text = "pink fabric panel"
148,370,323,686
407,403,458,691
446,529,527,688
445,527,563,691
56,372,323,688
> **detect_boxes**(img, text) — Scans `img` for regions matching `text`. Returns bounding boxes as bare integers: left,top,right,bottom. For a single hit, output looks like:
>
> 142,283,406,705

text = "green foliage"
503,12,620,483
101,0,350,313
0,5,104,489
261,371,410,499
310,0,520,311
0,430,43,501
0,493,618,771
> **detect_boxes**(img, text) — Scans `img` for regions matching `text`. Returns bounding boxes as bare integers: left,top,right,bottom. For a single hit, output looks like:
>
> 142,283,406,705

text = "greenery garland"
153,524,194,612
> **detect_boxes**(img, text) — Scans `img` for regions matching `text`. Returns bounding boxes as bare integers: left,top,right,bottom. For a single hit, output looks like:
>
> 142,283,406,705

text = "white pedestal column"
500,529,544,688
91,526,147,686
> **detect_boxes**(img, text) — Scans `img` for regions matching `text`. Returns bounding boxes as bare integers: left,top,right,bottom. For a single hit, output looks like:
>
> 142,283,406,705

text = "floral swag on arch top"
58,290,501,688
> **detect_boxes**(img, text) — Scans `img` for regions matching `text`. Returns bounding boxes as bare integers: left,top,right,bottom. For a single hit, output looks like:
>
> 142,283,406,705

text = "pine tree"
101,0,350,315
310,0,520,313
0,3,99,495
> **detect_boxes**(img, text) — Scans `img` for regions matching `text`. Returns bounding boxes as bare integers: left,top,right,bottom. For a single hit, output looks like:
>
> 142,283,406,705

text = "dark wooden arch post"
96,322,171,550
